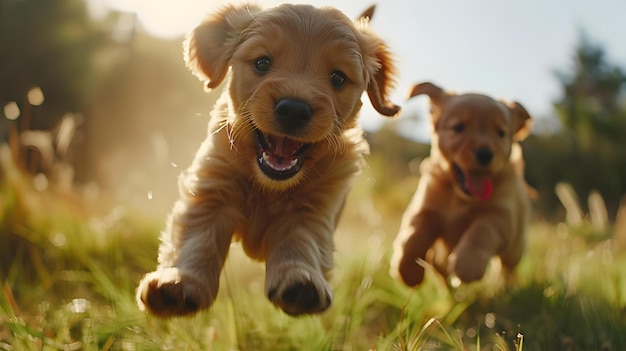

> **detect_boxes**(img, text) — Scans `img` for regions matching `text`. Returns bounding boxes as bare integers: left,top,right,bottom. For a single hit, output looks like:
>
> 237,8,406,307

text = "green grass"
2,152,626,350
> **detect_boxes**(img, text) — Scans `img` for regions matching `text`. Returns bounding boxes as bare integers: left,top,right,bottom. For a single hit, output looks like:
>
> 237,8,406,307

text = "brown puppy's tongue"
465,172,493,201
267,135,300,157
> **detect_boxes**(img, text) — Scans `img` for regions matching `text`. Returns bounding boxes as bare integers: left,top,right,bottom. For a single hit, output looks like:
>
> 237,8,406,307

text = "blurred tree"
364,120,431,213
554,35,626,151
0,0,114,132
525,35,626,220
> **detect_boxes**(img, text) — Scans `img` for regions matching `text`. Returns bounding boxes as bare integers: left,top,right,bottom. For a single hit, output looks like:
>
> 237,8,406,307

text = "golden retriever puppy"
136,3,399,317
390,82,532,287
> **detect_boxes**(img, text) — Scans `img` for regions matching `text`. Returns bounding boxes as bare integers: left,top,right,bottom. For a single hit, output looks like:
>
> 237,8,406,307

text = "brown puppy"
136,3,399,317
390,82,531,287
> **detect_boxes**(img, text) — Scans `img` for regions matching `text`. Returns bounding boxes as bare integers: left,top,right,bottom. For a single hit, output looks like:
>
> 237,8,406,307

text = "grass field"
1,145,626,351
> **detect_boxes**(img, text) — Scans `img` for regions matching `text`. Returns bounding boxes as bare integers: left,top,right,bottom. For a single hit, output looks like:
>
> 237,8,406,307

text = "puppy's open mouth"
256,130,311,180
452,163,493,201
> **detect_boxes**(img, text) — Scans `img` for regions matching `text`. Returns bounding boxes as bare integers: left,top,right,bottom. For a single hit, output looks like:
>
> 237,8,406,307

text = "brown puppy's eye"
452,123,465,133
254,56,272,73
498,129,506,138
330,71,346,88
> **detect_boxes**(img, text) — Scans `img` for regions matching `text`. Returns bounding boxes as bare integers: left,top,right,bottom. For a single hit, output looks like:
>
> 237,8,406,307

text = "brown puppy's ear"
408,82,447,125
505,101,533,141
408,82,445,104
409,82,449,128
184,4,262,90
366,44,401,117
355,6,400,117
357,24,401,117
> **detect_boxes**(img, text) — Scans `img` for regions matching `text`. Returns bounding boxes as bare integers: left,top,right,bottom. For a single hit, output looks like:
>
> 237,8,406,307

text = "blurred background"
2,0,625,221
2,0,626,349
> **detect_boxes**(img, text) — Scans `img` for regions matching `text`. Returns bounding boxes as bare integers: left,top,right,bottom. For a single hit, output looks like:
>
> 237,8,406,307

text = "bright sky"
92,0,626,142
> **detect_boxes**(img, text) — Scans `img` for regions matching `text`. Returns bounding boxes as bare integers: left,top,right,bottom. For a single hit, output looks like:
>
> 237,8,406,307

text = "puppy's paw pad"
136,269,209,317
267,270,332,316
283,280,326,311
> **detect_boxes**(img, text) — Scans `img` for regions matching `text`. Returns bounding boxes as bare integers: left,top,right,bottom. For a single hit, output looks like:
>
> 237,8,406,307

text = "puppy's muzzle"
275,98,312,135
452,147,495,200
475,147,494,167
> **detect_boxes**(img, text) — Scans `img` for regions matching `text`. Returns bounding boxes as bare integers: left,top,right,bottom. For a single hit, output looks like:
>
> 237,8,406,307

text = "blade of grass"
2,282,19,315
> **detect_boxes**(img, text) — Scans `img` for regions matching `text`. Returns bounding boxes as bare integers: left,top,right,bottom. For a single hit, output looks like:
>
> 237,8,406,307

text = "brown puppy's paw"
448,252,488,283
266,267,332,316
392,255,427,287
136,268,216,317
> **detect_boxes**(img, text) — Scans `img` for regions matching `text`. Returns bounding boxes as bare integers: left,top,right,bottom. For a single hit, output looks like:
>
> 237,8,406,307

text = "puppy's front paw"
266,267,332,316
448,252,488,283
390,252,426,287
136,267,216,317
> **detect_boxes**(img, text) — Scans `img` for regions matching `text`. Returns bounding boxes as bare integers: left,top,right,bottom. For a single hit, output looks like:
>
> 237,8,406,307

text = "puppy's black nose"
275,98,312,133
475,147,493,166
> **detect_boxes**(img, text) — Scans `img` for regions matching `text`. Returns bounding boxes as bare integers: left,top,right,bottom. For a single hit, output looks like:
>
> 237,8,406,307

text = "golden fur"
390,82,532,286
136,3,399,317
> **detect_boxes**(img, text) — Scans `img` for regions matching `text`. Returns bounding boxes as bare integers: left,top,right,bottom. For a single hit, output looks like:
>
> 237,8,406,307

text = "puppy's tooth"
266,134,273,148
290,159,298,167
262,152,270,162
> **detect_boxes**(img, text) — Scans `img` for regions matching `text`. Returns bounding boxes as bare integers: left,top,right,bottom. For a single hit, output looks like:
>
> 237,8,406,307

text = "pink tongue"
465,174,493,201
268,136,299,157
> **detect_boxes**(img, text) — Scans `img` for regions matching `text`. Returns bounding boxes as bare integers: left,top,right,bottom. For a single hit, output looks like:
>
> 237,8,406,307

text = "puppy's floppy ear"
366,45,401,117
184,4,262,90
408,82,445,105
356,14,400,117
408,82,447,125
504,101,533,141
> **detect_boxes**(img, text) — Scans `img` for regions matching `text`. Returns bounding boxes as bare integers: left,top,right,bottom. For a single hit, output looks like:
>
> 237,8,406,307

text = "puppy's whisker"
213,117,239,152
212,119,242,152
226,123,237,151
230,121,257,153
212,120,229,136
323,134,341,168
236,126,256,149
237,95,260,125
228,98,260,151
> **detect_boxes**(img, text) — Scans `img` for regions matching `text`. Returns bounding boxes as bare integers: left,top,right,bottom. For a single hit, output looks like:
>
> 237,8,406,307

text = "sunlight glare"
50,232,67,247
27,86,44,106
105,0,229,38
103,0,289,38
67,298,91,314
449,275,461,288
4,101,20,120
484,312,496,328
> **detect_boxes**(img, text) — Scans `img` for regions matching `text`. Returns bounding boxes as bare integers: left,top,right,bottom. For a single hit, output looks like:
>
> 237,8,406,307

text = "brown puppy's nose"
275,98,312,134
475,147,493,166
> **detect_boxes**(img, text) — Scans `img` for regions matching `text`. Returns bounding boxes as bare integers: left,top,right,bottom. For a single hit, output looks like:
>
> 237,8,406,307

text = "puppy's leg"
499,229,527,287
500,239,525,273
449,219,504,283
501,203,529,281
428,239,451,279
264,219,335,316
390,210,442,287
137,178,240,317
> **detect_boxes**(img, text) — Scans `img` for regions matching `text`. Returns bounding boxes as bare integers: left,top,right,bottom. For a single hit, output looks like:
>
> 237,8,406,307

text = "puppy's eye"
452,123,465,133
330,71,346,88
254,56,272,73
498,129,506,138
